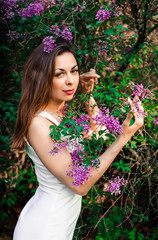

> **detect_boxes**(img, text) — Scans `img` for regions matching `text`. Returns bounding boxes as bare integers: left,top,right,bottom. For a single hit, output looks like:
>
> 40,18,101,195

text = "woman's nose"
66,73,74,84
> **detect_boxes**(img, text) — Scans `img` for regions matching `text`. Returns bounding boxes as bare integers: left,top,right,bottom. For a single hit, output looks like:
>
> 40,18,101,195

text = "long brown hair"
11,38,75,150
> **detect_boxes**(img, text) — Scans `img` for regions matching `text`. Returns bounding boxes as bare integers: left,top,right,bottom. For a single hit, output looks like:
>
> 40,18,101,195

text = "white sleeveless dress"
13,112,82,240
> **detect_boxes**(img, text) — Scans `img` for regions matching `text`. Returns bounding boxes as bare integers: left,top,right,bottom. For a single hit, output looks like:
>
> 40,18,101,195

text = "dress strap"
37,111,60,126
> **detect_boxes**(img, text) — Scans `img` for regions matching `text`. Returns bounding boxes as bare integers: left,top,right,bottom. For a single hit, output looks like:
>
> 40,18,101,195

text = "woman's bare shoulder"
28,115,55,143
30,114,54,130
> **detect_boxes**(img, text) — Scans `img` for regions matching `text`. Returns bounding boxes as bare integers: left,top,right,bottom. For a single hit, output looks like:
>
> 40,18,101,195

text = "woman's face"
51,52,79,105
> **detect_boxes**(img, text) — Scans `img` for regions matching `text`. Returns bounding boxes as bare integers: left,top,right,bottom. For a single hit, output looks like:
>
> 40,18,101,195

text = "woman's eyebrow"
55,65,78,71
72,64,78,69
55,68,65,71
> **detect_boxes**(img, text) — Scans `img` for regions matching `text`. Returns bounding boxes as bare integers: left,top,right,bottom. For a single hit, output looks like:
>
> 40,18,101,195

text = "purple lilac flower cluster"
1,0,48,20
66,141,100,186
128,82,154,100
72,113,91,134
109,62,115,71
43,26,73,53
7,30,19,41
110,0,120,17
42,36,56,53
50,25,73,43
128,82,154,118
19,2,44,18
74,3,86,12
96,6,111,21
50,25,60,37
61,28,73,43
67,150,92,186
49,140,68,156
129,98,147,118
96,1,120,22
93,107,122,135
106,176,128,195
98,40,108,57
49,133,93,186
1,0,18,19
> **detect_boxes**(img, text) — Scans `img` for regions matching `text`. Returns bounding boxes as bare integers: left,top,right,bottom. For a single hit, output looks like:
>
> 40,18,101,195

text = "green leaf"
112,162,120,166
130,116,135,126
120,159,124,165
50,125,56,129
128,228,137,240
0,45,11,51
96,20,103,25
115,71,123,75
138,233,145,240
131,141,137,149
98,130,106,136
75,125,83,132
121,79,128,86
69,119,76,126
68,127,74,133
86,24,93,29
115,25,123,29
104,29,115,35
54,132,61,141
125,70,131,74
105,133,115,140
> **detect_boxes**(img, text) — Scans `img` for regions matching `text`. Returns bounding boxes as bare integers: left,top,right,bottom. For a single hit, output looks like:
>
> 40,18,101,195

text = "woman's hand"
121,96,144,140
80,68,100,94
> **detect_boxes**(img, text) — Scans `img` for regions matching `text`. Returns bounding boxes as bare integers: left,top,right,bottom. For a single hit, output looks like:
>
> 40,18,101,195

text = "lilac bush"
1,0,157,238
49,110,123,187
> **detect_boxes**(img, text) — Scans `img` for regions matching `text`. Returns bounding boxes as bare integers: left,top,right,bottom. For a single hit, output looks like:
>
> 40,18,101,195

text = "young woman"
12,38,143,240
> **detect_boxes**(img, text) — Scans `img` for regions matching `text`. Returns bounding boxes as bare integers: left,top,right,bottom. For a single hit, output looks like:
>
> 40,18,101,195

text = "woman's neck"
42,101,65,115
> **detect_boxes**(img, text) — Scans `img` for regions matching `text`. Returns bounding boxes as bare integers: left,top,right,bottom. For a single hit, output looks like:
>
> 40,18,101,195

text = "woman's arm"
28,99,143,196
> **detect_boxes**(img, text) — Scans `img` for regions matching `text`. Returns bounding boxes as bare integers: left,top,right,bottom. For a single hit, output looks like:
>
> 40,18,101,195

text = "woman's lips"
63,89,74,95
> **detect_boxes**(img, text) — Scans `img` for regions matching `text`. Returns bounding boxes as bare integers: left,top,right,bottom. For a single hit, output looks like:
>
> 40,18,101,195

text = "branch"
147,23,158,35
114,0,156,80
130,0,140,31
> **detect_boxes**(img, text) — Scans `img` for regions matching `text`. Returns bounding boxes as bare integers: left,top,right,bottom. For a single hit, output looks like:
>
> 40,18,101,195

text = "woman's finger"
80,69,100,80
123,112,133,126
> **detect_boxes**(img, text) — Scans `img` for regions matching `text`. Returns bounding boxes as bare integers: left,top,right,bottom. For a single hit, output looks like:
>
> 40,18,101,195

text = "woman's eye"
72,69,79,73
56,72,63,77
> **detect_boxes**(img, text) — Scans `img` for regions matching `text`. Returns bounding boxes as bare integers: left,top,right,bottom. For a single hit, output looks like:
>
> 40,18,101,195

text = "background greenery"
0,0,157,239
